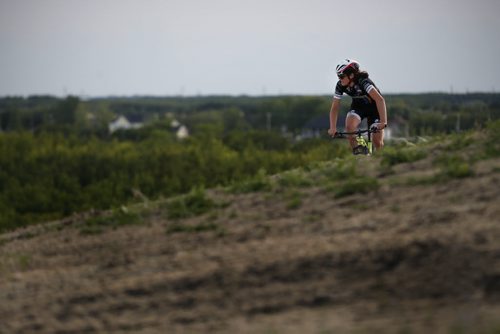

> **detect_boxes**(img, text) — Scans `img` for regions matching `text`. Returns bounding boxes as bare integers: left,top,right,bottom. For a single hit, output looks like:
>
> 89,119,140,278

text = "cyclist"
327,59,387,154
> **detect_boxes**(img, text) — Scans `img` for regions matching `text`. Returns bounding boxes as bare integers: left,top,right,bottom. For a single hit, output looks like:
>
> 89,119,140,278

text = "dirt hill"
1,133,500,333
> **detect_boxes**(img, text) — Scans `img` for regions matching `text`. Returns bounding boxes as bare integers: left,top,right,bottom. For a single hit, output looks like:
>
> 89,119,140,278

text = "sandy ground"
1,153,500,333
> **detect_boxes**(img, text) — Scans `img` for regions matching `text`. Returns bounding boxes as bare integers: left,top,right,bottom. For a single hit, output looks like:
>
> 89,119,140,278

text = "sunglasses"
338,74,347,79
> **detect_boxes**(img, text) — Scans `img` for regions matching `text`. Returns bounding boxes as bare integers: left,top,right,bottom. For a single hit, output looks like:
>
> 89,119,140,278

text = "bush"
228,169,273,194
380,146,427,167
277,169,313,188
484,120,500,157
441,161,474,179
316,159,357,184
434,154,474,179
165,188,215,220
445,132,475,151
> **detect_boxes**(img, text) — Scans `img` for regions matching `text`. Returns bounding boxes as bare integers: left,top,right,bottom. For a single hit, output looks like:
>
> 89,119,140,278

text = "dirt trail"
1,155,500,333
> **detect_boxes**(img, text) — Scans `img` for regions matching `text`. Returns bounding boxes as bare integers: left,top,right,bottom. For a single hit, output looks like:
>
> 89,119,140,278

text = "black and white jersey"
333,77,380,105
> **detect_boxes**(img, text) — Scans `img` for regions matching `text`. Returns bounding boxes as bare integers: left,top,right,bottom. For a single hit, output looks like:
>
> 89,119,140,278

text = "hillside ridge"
1,131,500,333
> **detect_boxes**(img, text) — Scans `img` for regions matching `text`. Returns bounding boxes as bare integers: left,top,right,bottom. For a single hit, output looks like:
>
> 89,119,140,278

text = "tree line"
1,94,500,136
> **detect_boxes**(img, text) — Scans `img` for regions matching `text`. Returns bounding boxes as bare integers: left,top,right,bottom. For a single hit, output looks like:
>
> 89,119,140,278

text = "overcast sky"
1,0,499,97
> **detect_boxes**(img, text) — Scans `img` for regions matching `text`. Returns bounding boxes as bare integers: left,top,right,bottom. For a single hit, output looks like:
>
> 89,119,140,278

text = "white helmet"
336,59,360,76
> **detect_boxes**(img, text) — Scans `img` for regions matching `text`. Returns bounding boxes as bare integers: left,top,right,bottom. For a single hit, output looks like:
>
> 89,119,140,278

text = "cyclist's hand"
328,128,337,137
370,123,385,132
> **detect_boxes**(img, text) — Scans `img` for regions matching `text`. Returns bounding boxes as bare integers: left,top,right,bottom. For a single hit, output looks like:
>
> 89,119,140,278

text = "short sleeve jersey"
333,77,379,105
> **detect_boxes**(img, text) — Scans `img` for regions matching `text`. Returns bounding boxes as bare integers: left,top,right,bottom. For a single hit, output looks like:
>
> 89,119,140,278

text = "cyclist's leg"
372,129,384,150
345,110,362,149
367,110,384,150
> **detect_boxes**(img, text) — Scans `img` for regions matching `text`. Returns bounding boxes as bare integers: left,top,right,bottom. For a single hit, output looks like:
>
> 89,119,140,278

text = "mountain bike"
333,128,377,155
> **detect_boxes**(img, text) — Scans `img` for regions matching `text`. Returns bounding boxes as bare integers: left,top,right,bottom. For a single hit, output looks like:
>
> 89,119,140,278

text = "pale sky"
1,0,499,97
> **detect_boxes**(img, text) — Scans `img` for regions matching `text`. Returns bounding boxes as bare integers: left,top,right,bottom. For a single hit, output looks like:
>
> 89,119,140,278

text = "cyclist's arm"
329,98,341,135
368,89,387,125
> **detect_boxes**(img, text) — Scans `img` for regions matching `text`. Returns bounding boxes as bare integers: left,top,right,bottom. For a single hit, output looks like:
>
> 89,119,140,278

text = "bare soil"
1,155,500,333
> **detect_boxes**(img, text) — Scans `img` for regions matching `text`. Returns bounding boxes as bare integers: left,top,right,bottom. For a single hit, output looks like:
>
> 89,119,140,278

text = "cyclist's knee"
345,114,360,131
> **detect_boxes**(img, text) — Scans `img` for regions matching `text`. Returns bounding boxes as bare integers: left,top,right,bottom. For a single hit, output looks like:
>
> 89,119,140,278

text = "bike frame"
333,128,376,155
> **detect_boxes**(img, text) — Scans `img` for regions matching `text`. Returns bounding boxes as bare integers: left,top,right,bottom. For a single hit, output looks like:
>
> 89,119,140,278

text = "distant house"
171,119,189,140
108,114,190,139
108,115,144,133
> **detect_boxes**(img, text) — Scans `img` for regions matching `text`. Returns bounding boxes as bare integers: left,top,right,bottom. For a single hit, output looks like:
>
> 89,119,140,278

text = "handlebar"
332,128,378,139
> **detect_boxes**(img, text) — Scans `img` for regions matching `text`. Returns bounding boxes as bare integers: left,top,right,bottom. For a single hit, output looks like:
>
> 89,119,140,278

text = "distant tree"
1,108,23,131
221,107,249,132
51,96,80,125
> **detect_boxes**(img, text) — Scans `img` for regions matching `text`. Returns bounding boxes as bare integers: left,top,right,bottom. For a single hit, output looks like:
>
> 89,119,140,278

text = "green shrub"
277,170,313,188
165,187,215,220
445,132,475,151
228,169,273,194
434,154,474,179
317,159,357,184
441,162,473,179
484,120,500,157
380,146,427,167
486,119,500,140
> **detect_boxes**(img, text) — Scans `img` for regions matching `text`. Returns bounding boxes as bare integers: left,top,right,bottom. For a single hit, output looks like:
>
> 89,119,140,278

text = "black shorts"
347,103,380,126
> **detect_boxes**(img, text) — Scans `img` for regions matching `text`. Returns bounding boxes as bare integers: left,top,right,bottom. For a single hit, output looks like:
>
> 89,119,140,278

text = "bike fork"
367,131,373,155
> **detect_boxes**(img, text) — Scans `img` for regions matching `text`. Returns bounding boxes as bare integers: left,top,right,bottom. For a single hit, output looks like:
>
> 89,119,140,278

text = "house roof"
126,114,145,123
110,114,145,124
